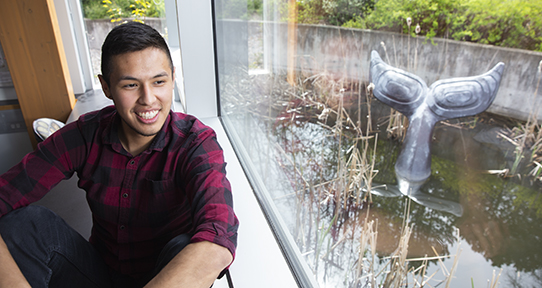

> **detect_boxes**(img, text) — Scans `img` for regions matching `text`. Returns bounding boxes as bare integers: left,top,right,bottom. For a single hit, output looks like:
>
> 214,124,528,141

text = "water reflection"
371,183,463,217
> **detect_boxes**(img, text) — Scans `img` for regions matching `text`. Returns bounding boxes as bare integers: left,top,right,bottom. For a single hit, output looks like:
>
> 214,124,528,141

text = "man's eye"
124,83,137,88
155,80,165,85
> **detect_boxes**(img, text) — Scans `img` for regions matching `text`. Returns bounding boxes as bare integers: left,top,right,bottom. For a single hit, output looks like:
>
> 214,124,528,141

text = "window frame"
54,0,94,94
179,1,319,287
175,0,219,119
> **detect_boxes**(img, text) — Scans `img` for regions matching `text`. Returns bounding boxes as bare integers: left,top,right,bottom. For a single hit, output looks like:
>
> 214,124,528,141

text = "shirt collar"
103,110,172,155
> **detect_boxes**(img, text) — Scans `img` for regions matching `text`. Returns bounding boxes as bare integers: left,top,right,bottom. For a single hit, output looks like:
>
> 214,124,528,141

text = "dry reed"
498,60,542,178
353,199,465,288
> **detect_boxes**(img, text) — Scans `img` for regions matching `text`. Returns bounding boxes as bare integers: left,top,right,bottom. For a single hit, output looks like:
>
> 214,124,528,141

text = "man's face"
99,47,174,143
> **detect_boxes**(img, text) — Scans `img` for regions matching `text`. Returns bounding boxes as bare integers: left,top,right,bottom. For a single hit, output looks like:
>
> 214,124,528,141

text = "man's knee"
0,205,58,231
0,206,110,288
0,206,71,249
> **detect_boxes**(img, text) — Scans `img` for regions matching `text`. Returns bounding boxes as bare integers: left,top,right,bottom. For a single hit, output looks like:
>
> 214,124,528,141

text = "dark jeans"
0,205,192,288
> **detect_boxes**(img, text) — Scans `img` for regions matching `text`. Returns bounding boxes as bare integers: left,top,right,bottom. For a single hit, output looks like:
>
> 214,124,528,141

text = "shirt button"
120,225,125,230
130,160,135,165
123,193,129,198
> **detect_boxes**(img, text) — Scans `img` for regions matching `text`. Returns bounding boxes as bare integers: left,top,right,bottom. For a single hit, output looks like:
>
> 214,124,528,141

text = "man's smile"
137,110,160,120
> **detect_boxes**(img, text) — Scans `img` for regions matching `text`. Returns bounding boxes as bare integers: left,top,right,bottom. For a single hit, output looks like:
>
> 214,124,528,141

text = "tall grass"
273,69,474,287
499,60,542,178
354,198,464,288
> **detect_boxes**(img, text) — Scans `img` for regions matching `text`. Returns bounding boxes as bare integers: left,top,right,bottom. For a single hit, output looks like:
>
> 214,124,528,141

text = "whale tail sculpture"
369,50,505,195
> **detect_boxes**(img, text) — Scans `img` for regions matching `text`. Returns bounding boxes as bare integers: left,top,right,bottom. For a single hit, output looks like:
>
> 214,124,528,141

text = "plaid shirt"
0,106,238,276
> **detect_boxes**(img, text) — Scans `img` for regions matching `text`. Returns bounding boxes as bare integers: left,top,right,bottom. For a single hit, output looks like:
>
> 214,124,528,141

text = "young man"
0,22,238,288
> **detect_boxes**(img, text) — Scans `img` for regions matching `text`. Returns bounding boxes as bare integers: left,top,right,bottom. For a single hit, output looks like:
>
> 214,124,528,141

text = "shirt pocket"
146,178,176,195
143,178,190,220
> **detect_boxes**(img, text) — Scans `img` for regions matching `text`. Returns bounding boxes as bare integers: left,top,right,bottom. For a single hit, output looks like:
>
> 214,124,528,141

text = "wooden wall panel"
0,0,75,148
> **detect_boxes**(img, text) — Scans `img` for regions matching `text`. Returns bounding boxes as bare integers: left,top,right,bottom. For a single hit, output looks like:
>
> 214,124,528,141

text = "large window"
215,0,542,287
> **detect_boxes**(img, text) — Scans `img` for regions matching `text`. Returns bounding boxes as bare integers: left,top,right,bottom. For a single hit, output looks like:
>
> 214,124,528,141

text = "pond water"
221,74,542,287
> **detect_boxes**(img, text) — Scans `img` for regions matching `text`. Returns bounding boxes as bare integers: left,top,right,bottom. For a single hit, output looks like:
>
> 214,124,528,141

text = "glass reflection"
214,1,542,287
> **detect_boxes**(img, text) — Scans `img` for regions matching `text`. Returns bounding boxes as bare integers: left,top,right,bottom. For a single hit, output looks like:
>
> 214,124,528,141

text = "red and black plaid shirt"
0,106,238,276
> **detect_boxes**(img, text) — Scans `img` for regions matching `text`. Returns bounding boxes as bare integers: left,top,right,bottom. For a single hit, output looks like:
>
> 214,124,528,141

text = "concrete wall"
258,22,542,121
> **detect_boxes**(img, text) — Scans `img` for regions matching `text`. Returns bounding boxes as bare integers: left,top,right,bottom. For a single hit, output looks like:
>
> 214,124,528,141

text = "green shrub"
82,0,109,19
341,14,366,29
296,0,328,24
452,0,542,52
278,0,373,26
248,0,264,16
326,0,375,26
82,0,164,21
365,0,462,40
365,0,542,51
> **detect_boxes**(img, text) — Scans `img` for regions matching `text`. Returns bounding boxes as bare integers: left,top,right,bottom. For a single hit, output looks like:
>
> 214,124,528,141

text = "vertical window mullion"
175,0,218,119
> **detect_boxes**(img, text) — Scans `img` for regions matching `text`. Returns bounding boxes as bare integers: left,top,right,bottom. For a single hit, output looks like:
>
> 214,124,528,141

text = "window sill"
197,116,298,287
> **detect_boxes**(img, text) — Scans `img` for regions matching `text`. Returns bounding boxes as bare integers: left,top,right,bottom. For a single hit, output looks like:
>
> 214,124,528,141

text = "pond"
221,71,542,288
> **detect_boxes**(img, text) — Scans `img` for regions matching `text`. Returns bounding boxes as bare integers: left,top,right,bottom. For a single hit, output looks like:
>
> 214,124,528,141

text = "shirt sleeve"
0,122,86,218
181,121,239,259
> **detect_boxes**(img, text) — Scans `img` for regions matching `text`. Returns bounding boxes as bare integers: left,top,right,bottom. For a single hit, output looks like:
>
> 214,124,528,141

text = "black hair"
100,22,173,85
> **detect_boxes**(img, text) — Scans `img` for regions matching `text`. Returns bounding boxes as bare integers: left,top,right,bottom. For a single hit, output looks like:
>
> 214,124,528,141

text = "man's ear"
98,75,112,99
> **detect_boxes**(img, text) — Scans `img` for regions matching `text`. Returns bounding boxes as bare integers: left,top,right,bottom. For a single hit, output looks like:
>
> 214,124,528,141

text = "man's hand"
0,234,32,288
144,241,233,288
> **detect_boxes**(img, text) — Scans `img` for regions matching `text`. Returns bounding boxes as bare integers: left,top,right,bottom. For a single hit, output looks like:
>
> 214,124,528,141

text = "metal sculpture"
369,50,505,198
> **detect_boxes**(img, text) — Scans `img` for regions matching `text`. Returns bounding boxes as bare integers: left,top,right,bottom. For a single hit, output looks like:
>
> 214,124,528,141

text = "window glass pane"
80,0,168,85
215,1,542,287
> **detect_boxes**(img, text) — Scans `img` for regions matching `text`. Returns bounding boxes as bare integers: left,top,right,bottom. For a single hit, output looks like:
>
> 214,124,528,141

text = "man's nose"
138,84,156,105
